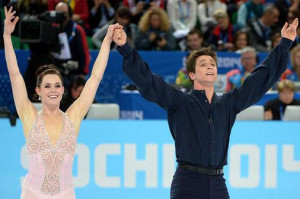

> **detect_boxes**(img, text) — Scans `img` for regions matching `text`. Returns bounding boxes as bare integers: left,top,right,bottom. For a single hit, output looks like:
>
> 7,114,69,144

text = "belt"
179,164,223,175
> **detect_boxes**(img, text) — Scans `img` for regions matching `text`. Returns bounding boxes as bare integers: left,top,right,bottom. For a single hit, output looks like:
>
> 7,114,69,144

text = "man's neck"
193,84,215,103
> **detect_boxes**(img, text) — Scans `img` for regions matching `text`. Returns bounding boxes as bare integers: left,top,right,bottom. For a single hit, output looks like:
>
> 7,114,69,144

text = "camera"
154,35,163,43
19,11,65,45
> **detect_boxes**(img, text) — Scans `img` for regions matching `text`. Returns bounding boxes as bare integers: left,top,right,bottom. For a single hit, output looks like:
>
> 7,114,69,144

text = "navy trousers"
170,166,230,199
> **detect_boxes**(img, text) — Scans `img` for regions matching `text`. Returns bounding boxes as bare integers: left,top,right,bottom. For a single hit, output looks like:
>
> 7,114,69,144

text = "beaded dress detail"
21,111,77,198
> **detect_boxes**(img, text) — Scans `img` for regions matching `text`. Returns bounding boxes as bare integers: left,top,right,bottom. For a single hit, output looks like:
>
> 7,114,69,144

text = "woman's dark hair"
33,64,63,100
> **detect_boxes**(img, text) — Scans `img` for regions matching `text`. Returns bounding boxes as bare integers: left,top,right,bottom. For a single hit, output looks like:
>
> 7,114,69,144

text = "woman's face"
235,33,248,49
36,74,64,106
150,13,160,29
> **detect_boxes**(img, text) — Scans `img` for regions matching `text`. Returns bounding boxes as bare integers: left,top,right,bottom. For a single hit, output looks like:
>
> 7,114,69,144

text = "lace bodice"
25,111,77,195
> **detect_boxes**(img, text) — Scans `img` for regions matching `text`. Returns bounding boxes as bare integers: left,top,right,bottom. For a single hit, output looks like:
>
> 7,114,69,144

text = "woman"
3,6,122,198
281,44,300,81
264,79,300,120
135,7,176,50
230,30,249,52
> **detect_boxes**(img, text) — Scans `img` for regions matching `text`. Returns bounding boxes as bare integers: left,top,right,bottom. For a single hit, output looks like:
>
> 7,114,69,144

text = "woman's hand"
3,6,19,36
105,23,123,42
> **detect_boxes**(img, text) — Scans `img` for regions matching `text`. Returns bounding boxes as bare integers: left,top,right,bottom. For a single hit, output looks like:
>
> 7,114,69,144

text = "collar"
191,89,220,105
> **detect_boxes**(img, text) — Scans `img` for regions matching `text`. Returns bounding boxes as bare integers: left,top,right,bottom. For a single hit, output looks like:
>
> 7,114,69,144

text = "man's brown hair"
186,47,217,84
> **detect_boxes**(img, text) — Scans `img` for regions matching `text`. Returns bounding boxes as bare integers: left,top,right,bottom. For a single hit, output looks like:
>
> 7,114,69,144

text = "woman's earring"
39,95,41,101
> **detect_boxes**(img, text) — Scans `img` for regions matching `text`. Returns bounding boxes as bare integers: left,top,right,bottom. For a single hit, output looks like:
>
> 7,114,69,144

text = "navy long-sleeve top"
117,38,293,169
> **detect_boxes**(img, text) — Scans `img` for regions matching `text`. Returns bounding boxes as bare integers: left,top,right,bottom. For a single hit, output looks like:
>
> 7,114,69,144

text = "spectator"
92,6,136,49
53,2,90,88
49,0,90,33
274,0,300,27
230,30,249,52
210,9,235,51
281,44,300,81
135,7,176,50
246,5,280,52
222,0,244,25
167,0,197,37
60,75,86,112
236,0,264,29
264,79,300,120
185,29,205,51
176,29,206,89
123,0,164,24
88,0,115,34
198,0,227,37
225,47,257,91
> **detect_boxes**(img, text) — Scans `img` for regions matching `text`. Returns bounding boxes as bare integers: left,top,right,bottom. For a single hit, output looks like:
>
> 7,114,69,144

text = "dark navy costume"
117,38,293,199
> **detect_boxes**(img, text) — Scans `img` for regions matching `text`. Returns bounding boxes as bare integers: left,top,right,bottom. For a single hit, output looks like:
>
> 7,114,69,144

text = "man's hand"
105,23,123,42
113,28,127,46
281,18,298,41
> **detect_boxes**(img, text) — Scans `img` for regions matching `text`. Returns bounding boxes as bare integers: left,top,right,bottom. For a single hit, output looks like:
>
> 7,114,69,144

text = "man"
225,47,257,91
113,18,298,198
246,4,280,52
54,2,90,88
186,29,204,51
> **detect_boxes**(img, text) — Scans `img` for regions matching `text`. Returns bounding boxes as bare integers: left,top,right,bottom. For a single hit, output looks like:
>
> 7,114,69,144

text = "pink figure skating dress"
21,111,77,199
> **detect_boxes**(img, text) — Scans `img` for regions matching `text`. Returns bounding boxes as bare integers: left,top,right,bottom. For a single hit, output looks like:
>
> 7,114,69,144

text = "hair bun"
35,64,57,78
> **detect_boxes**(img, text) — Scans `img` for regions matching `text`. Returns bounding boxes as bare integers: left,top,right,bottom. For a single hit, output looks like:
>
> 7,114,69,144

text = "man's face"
279,89,294,104
241,51,257,72
268,9,279,26
55,2,70,24
187,33,203,50
189,55,218,86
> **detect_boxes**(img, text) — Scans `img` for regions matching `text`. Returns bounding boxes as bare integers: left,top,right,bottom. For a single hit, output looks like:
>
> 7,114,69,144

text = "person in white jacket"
198,0,227,34
167,0,197,36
